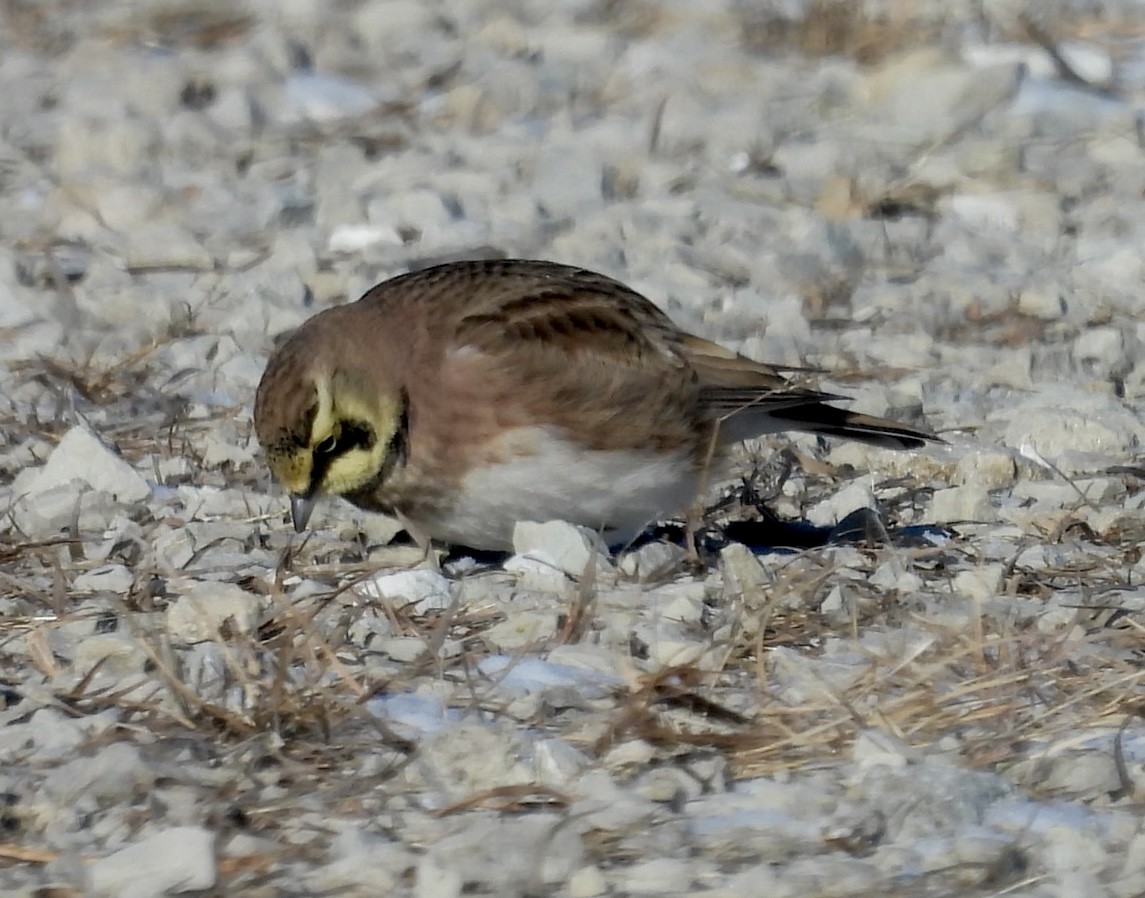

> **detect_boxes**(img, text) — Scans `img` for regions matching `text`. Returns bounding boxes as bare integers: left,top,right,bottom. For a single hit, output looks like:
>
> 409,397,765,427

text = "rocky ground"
1,0,1145,895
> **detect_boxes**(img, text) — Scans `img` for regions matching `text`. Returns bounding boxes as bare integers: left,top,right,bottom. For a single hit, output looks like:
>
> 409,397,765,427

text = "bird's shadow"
427,506,953,570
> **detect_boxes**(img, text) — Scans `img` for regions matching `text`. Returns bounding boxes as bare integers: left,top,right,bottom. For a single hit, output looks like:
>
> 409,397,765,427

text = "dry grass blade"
431,784,571,816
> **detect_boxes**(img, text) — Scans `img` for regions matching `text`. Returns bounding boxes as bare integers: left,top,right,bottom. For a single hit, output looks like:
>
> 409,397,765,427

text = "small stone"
306,826,403,893
281,71,379,124
0,708,85,762
953,450,1017,490
617,541,686,580
1017,284,1066,319
953,564,1006,602
415,852,462,898
532,144,604,218
55,114,157,178
26,426,150,503
852,729,916,769
72,632,150,678
379,636,430,662
503,553,570,592
124,221,214,271
165,581,266,643
87,179,165,230
512,520,608,579
9,485,130,539
484,611,561,650
636,620,704,667
327,223,403,253
869,563,923,596
533,738,589,787
73,564,135,594
617,858,694,895
568,866,607,898
1074,325,1125,368
655,583,706,624
358,569,454,615
88,826,216,897
44,741,154,805
153,526,195,570
719,542,768,598
805,480,878,528
930,484,994,523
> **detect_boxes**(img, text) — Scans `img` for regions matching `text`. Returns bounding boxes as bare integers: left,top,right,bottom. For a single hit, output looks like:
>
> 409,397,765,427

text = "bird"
254,259,936,552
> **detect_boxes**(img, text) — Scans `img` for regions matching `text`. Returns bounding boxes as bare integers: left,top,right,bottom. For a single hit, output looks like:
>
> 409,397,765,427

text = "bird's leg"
681,420,723,568
683,503,705,568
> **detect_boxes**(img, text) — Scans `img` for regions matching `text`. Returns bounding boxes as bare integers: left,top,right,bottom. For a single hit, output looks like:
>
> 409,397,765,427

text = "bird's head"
254,339,407,531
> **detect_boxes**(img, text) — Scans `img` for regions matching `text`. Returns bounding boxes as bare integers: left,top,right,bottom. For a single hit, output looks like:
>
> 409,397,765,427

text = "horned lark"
254,259,935,551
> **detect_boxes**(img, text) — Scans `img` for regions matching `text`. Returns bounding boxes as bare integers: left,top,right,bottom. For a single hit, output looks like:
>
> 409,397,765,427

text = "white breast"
418,426,704,551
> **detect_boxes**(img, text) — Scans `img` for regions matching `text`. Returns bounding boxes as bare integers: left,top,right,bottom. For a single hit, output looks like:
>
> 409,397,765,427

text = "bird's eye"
315,434,339,456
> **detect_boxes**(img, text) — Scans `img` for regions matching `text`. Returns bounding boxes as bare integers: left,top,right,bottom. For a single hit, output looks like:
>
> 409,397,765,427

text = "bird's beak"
290,494,316,532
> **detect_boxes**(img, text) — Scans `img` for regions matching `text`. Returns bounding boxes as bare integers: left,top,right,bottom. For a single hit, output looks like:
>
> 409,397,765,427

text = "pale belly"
413,426,707,551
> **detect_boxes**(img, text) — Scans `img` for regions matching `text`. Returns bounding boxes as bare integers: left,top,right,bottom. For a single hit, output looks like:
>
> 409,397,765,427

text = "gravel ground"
2,1,1145,896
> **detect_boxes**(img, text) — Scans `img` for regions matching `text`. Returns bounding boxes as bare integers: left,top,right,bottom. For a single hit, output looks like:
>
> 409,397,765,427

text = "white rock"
655,584,706,624
86,179,165,230
44,742,154,805
997,398,1138,459
719,543,768,598
153,526,195,570
1074,326,1124,366
1012,478,1118,507
55,114,158,177
165,581,266,643
124,221,214,271
326,223,403,253
637,620,703,667
353,0,441,56
852,729,916,770
964,40,1113,84
415,852,462,898
306,826,403,893
0,708,86,762
366,189,453,237
806,480,878,528
533,738,590,787
281,72,379,124
413,722,532,800
863,50,1022,147
1122,831,1145,876
358,569,453,615
869,563,923,596
0,276,38,329
930,484,994,523
484,611,561,650
512,520,607,579
73,564,134,593
532,144,604,218
72,632,150,678
953,564,1005,602
568,866,607,898
946,193,1021,233
503,553,570,592
617,858,694,895
379,636,430,662
953,450,1017,490
88,826,215,897
25,426,150,502
618,541,686,580
1017,284,1066,319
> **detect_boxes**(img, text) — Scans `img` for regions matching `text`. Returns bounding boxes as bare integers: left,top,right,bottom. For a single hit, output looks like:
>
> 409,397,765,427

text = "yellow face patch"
275,368,404,499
